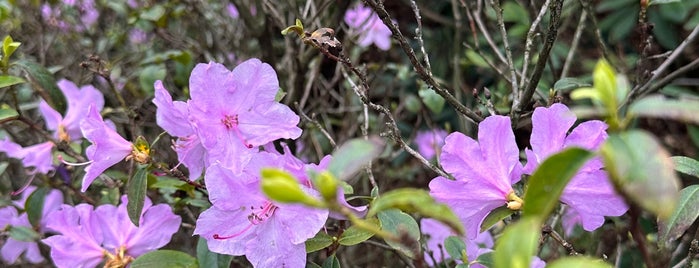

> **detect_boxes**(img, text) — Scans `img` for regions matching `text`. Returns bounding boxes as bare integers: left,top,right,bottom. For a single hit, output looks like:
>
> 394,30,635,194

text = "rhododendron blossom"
344,3,392,50
42,196,181,268
415,129,448,159
39,79,104,142
523,103,627,232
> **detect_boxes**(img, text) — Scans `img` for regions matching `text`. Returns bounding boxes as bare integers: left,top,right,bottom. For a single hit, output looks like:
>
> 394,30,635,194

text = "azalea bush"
1,0,699,268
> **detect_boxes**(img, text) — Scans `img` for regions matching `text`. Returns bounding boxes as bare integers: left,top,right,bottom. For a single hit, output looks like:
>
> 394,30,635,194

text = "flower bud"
261,168,324,207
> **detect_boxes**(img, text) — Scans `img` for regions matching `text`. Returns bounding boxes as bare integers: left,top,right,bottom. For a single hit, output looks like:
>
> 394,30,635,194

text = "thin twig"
295,102,337,147
513,0,563,119
542,225,579,255
561,9,587,78
630,206,655,268
468,0,508,65
521,0,553,84
362,0,483,123
644,57,699,95
409,0,433,76
579,0,619,71
488,0,519,97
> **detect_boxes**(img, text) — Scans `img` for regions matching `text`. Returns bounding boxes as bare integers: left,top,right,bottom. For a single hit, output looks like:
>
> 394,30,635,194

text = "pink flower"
79,105,134,192
344,3,392,50
39,79,104,142
523,103,627,232
0,139,55,174
415,129,448,159
42,195,181,268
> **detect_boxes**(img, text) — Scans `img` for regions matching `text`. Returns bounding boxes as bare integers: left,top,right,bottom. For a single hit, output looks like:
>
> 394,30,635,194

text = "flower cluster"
154,59,327,266
344,3,392,51
429,104,628,239
41,195,181,268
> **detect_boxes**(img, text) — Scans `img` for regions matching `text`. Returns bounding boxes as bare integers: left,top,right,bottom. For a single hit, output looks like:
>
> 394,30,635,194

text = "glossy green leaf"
672,156,699,178
0,75,25,88
480,205,515,232
475,252,494,267
367,188,464,236
571,59,618,112
0,103,18,123
196,236,232,268
523,148,594,218
322,254,340,268
493,217,541,268
658,185,699,248
547,256,613,268
328,137,385,182
131,250,198,268
25,187,49,227
378,209,421,259
444,236,467,262
127,165,149,227
15,59,66,114
554,77,591,92
338,219,377,246
418,86,445,114
2,35,20,59
139,64,166,96
601,131,680,219
306,231,334,253
8,226,40,242
629,95,699,125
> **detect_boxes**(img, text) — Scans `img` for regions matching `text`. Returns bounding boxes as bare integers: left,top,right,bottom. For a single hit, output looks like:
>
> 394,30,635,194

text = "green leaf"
493,217,541,268
404,94,421,113
629,95,699,125
2,35,20,59
25,187,50,227
480,205,515,232
15,59,66,114
444,236,467,262
0,75,25,88
281,19,305,36
367,188,464,236
338,219,378,246
0,103,19,123
672,156,699,178
322,255,340,268
650,0,682,5
8,226,40,242
140,5,166,22
196,236,232,268
418,87,445,114
378,209,421,259
546,256,613,268
306,231,334,253
658,185,699,248
139,64,167,96
260,168,323,207
601,131,680,219
475,252,494,267
127,165,149,227
328,137,385,182
131,250,198,268
554,77,591,92
523,148,594,218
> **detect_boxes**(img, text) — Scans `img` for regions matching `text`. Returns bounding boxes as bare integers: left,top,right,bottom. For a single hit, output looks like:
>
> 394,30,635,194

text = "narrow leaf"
601,131,680,219
25,187,49,227
523,148,594,218
127,165,149,226
196,237,232,268
493,217,541,268
546,256,613,268
131,250,198,268
658,185,699,248
338,219,377,246
322,255,341,268
0,103,19,123
328,137,385,181
444,236,467,262
629,95,699,125
306,231,335,253
367,188,464,236
554,77,591,92
0,75,25,88
480,205,515,232
671,156,699,178
378,209,421,259
15,60,66,114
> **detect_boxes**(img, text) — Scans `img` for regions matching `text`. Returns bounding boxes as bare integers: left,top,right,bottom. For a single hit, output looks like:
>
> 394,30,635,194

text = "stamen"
213,223,254,240
220,114,254,148
10,173,37,196
213,202,278,240
58,155,93,166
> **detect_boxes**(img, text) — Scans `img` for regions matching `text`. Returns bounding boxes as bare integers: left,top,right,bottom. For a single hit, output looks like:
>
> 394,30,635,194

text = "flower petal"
153,81,194,137
529,103,576,163
193,206,252,256
560,170,628,231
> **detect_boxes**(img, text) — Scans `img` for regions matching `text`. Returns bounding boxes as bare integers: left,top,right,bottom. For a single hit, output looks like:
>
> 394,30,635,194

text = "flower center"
57,124,71,142
506,190,524,210
220,114,253,148
213,201,278,240
103,245,134,268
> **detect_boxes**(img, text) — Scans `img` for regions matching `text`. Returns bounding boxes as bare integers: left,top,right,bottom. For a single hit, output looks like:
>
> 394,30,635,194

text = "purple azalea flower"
0,139,55,174
226,3,239,19
344,3,392,50
421,218,493,267
157,59,301,173
429,115,523,239
1,186,63,264
79,105,134,192
77,0,99,29
39,79,104,142
42,195,181,268
522,103,627,232
128,28,149,45
415,129,448,159
153,81,208,181
194,152,328,267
